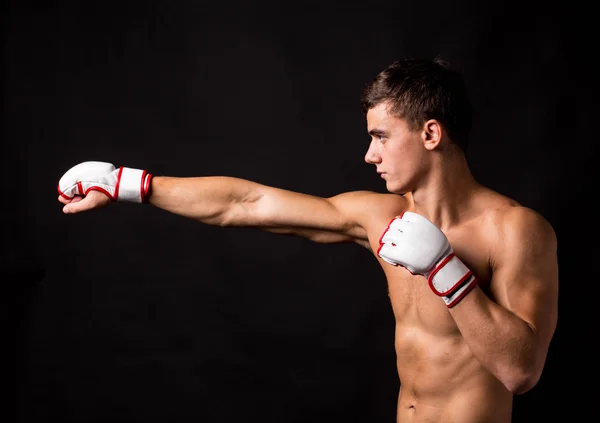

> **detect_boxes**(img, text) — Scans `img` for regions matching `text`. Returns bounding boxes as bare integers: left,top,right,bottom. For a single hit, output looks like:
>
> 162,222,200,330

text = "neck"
410,149,480,231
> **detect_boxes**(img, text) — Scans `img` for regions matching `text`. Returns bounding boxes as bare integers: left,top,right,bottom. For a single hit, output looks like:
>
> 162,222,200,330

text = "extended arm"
57,161,372,246
448,207,558,394
148,175,372,244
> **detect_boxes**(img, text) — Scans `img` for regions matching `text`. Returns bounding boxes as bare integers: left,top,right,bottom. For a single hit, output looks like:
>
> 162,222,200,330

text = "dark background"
5,1,594,422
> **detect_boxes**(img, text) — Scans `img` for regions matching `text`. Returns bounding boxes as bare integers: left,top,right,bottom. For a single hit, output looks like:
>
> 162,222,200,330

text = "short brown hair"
360,57,473,152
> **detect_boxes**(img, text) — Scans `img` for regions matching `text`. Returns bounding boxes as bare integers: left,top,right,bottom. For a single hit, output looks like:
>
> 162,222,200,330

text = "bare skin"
58,103,558,422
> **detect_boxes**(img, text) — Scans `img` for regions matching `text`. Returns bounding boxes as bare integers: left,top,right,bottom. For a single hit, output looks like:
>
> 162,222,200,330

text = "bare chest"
370,223,494,333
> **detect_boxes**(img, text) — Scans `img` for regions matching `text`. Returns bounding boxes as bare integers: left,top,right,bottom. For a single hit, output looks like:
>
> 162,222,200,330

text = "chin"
385,182,407,195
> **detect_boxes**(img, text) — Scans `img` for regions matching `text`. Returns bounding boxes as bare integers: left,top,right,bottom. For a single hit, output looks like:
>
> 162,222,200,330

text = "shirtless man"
56,58,559,422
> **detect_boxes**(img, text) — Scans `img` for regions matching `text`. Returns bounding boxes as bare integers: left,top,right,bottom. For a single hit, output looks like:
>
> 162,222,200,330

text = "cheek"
385,143,413,165
385,146,426,181
401,139,425,159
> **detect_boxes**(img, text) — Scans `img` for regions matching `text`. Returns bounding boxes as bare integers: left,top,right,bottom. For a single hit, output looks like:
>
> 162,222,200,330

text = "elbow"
501,362,544,395
500,330,551,395
505,372,540,395
218,189,263,228
215,194,262,228
214,210,242,227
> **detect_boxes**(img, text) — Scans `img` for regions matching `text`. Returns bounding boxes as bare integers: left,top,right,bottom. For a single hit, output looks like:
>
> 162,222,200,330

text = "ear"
422,119,442,150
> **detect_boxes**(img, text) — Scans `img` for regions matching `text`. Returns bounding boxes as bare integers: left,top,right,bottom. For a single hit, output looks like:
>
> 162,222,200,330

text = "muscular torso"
361,190,519,423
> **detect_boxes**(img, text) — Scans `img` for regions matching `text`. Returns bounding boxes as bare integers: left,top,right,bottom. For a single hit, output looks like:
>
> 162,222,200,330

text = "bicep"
239,187,371,244
490,208,559,345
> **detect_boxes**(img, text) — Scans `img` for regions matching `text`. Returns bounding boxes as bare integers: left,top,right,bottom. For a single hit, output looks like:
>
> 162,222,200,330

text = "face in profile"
364,102,429,194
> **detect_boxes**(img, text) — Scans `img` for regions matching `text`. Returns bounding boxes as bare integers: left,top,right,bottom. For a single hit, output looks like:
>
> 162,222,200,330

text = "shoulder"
491,205,556,243
329,190,410,218
471,188,555,246
328,190,411,236
328,190,408,207
485,204,557,265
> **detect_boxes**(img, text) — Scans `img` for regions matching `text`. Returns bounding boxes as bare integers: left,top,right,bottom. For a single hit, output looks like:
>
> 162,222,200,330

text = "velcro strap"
442,275,478,308
117,167,146,202
428,254,472,296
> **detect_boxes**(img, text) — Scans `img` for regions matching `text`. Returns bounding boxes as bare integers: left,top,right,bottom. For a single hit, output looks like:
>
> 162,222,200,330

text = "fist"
377,212,477,308
57,161,152,214
377,211,451,276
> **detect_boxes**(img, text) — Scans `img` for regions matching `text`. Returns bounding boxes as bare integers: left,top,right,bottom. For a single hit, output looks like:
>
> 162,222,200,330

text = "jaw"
385,180,407,195
385,173,420,195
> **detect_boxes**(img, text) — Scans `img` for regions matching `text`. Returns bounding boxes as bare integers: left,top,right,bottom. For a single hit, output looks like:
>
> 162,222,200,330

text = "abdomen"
388,272,512,422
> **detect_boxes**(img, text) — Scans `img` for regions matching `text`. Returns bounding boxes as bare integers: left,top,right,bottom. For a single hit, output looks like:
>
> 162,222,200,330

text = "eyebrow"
369,128,388,137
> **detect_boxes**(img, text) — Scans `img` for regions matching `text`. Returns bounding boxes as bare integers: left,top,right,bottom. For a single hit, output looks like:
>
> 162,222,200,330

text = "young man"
57,58,559,422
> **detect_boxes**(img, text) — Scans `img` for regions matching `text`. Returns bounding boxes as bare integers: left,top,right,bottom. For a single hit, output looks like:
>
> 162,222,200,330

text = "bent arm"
148,176,371,245
449,207,558,394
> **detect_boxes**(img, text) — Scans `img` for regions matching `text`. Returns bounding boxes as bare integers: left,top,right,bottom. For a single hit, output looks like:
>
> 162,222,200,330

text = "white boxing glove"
377,211,478,308
57,161,152,203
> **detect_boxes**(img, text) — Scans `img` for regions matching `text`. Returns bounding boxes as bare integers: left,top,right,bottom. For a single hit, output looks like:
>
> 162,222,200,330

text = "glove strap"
427,253,478,308
442,275,478,308
116,167,153,203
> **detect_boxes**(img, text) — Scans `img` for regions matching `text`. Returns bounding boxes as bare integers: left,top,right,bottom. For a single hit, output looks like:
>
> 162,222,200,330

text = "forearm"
148,176,263,226
450,287,544,394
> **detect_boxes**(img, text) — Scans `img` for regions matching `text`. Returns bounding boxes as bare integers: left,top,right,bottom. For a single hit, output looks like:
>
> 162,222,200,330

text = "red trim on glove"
377,212,406,264
427,253,474,296
113,166,123,200
86,186,115,200
140,171,152,203
446,277,478,308
57,183,69,200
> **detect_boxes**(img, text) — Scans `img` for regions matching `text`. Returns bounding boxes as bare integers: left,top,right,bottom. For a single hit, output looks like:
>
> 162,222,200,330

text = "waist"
397,384,513,423
394,326,488,398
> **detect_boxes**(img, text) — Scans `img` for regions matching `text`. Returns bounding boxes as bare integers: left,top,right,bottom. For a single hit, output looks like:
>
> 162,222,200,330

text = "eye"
368,132,387,143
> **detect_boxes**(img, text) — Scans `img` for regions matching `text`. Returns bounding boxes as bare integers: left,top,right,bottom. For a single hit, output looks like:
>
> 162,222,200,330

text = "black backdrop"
5,2,594,422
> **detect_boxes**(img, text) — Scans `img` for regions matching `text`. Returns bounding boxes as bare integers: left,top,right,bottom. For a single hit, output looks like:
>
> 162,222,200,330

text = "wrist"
116,167,153,203
427,253,477,308
441,274,478,307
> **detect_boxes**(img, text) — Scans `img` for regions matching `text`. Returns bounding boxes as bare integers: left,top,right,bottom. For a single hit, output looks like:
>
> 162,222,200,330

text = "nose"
364,140,380,165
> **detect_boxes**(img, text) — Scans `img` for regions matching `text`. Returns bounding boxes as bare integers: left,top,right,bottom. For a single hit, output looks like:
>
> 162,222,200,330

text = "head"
361,57,473,193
